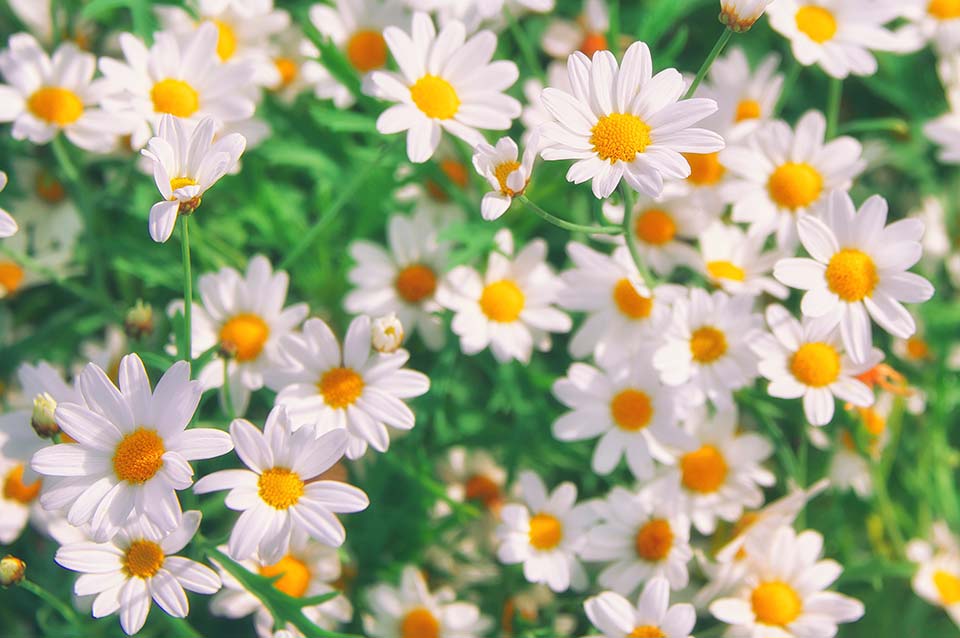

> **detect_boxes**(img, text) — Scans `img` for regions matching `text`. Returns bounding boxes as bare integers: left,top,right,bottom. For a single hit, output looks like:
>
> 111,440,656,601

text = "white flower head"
584,578,696,638
908,523,960,626
541,0,611,61
925,107,960,164
720,0,776,31
472,135,537,221
899,0,960,55
0,455,44,544
0,172,16,238
699,221,787,298
699,47,784,141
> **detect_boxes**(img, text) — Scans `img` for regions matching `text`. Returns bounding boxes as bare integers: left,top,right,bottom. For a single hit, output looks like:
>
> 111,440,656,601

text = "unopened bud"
0,555,25,586
372,314,404,353
31,393,60,439
124,300,154,340
719,0,774,32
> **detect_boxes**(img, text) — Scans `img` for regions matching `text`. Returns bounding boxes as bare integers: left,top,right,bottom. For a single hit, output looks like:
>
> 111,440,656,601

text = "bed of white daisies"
2,0,960,637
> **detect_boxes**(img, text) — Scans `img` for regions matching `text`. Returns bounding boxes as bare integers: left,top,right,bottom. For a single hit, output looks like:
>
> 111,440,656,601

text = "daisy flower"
520,61,570,147
581,486,693,592
193,407,369,563
721,110,865,247
30,355,233,541
551,352,694,480
540,42,724,199
472,135,537,221
652,289,763,408
0,172,16,238
541,0,611,60
899,0,960,55
925,107,960,164
0,454,44,543
436,232,571,364
140,114,246,243
829,430,872,498
699,221,787,298
55,510,221,635
710,525,864,637
699,47,783,140
437,446,507,514
908,522,960,626
496,470,595,593
370,12,521,163
773,190,936,364
364,565,492,638
267,315,430,459
345,211,448,350
720,0,777,31
584,578,696,638
0,34,129,151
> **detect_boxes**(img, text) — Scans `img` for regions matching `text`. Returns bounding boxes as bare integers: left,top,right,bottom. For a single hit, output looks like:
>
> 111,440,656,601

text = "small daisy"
437,232,571,364
652,289,763,408
31,355,233,541
496,470,595,593
584,578,696,638
364,565,492,638
267,315,430,459
437,446,507,514
541,0,611,60
925,107,960,164
699,221,787,298
193,407,369,563
721,110,865,247
899,0,960,55
0,171,14,238
0,455,44,543
700,47,783,140
370,12,521,163
540,42,724,199
710,525,865,637
581,486,693,592
472,135,537,221
344,211,448,351
773,190,936,364
55,510,221,635
721,0,777,31
908,522,960,626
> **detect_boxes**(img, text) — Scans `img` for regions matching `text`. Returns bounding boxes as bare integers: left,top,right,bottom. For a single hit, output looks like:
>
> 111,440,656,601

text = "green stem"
0,246,116,315
518,195,623,235
222,358,234,420
683,28,733,99
506,9,542,79
826,77,843,139
871,460,907,557
19,579,79,624
180,216,193,365
837,118,909,137
774,60,802,116
619,187,657,289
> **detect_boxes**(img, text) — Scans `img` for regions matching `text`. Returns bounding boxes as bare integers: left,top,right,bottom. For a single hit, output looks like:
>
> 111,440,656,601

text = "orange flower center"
610,389,654,431
318,367,365,409
395,264,437,303
681,444,728,493
634,518,673,561
28,87,84,125
612,278,653,319
259,554,311,597
684,152,726,186
3,464,42,504
219,313,270,362
113,428,165,484
528,513,563,550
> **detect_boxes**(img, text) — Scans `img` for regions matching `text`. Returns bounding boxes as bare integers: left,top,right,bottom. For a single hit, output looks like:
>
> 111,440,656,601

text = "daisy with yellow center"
698,47,783,142
907,522,960,626
584,578,696,638
774,191,935,364
473,135,538,221
698,221,788,299
900,0,960,56
437,447,507,515
0,458,43,544
542,0,611,61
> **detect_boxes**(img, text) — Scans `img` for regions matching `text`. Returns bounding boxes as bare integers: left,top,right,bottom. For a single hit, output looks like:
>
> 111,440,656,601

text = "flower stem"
683,28,733,99
505,9,542,80
19,579,79,624
774,59,802,116
619,187,657,289
871,460,907,557
838,117,909,137
518,195,623,235
826,77,843,138
222,359,234,420
180,215,193,366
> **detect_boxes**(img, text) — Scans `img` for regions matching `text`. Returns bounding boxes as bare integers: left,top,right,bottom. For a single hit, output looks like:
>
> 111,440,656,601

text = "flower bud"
719,0,774,32
0,555,25,586
31,392,60,439
124,300,154,340
372,313,404,353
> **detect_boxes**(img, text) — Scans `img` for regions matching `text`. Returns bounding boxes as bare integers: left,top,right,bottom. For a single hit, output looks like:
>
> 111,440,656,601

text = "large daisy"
584,578,696,638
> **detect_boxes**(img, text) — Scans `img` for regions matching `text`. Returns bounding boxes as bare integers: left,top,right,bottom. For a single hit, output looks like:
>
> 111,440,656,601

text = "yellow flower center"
735,99,762,122
795,6,838,43
3,464,42,504
494,160,523,196
858,406,886,436
634,209,677,246
790,342,841,387
906,336,931,360
934,569,960,605
35,172,66,203
479,280,525,323
683,152,726,186
151,79,200,117
219,313,270,362
825,248,878,302
612,278,653,319
169,176,199,194
681,444,728,493
528,513,563,550
123,539,165,579
610,389,654,431
113,428,165,484
212,19,237,60
318,367,365,409
464,474,501,508
689,326,728,364
929,0,960,19
0,262,25,294
767,162,823,210
425,159,469,202
707,260,746,282
27,87,84,126
346,29,388,72
274,57,298,86
591,113,652,163
258,467,305,510
628,627,666,638
634,518,673,561
751,581,803,626
395,264,437,303
259,554,311,598
579,32,609,58
400,607,440,638
410,75,460,120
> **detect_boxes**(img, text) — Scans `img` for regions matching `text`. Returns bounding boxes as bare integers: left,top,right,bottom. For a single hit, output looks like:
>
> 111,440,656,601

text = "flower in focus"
720,0,776,32
472,135,537,221
698,222,787,298
0,172,16,238
541,0,610,60
584,577,695,638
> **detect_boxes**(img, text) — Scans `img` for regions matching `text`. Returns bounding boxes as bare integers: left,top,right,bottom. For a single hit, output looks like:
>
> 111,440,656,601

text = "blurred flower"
372,313,405,354
898,0,960,56
0,455,44,543
698,222,787,298
472,135,537,221
828,429,872,498
541,0,610,60
124,301,154,341
696,47,783,142
584,578,695,638
925,106,960,164
908,522,960,626
436,447,507,515
0,555,26,587
0,172,16,238
720,0,776,32
520,62,569,147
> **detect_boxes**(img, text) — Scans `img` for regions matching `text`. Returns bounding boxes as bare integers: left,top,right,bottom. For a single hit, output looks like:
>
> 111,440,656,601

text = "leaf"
309,105,379,134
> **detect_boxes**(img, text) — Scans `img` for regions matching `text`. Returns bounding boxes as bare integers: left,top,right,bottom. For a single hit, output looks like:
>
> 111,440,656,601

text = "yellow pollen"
113,428,165,484
274,57,298,86
0,262,25,294
528,513,563,550
479,280,525,323
27,87,84,125
795,6,838,43
3,464,42,504
259,555,311,598
494,161,523,196
610,389,654,431
790,342,841,387
591,113,652,163
629,626,666,638
579,32,608,58
258,467,305,510
707,260,746,282
395,264,437,303
681,445,728,493
410,75,460,120
684,152,726,186
151,78,200,117
346,29,388,72
634,519,673,561
400,607,440,638
689,326,728,364
219,313,270,362
906,336,931,360
768,162,823,210
634,209,677,246
929,0,960,19
464,474,501,508
751,581,803,626
35,172,66,203
612,278,653,319
934,570,960,604
211,19,237,60
318,367,365,409
735,99,762,122
169,177,198,194
123,539,165,579
825,249,878,302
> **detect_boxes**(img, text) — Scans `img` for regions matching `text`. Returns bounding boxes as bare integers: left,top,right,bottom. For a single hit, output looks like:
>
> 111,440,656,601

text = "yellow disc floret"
825,248,878,302
480,280,525,323
629,627,666,638
494,161,523,196
274,57,298,86
751,581,803,626
410,75,460,120
681,445,728,493
689,326,728,364
684,152,726,186
634,519,673,561
346,30,388,72
318,367,365,409
610,389,654,432
528,513,563,550
929,0,960,19
28,87,84,126
591,113,652,163
259,555,311,597
258,467,305,510
400,607,440,638
113,428,165,484
767,162,823,210
212,19,237,60
219,313,270,362
634,209,677,246
934,570,960,605
123,539,165,579
735,99,762,122
0,262,25,294
3,464,42,504
790,342,841,387
612,278,653,319
151,79,200,117
707,260,746,282
395,264,438,303
795,6,838,43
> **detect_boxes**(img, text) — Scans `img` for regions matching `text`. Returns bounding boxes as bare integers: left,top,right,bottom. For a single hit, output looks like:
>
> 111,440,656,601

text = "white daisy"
496,470,595,593
899,0,960,55
773,190,936,364
0,171,14,238
371,312,406,354
30,354,234,541
521,62,570,147
436,446,507,514
699,47,783,141
193,407,369,563
541,0,611,61
370,11,521,163
829,429,872,498
721,110,865,247
436,232,571,364
925,107,960,164
710,525,865,637
721,0,777,31
267,315,431,459
907,522,960,626
698,221,787,298
0,455,44,543
584,578,696,638
472,135,537,221
539,42,724,199
54,510,221,635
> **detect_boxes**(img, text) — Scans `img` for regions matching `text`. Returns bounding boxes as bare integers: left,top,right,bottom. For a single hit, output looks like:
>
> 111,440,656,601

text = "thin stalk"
774,60,802,116
826,77,843,139
505,9,542,79
620,187,656,289
180,216,193,365
683,28,733,99
222,359,234,420
19,579,79,624
838,118,909,137
518,195,623,235
871,460,907,557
